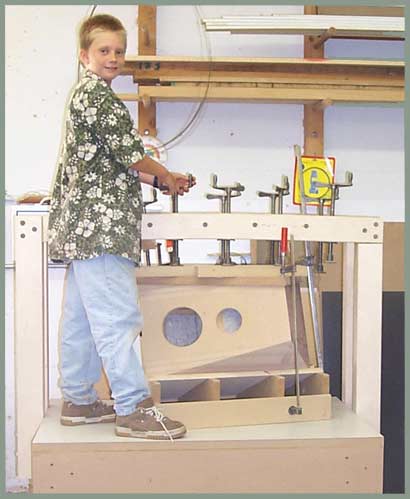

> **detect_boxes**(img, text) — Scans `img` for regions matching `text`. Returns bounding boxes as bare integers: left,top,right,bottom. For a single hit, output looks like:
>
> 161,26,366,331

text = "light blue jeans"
59,254,150,416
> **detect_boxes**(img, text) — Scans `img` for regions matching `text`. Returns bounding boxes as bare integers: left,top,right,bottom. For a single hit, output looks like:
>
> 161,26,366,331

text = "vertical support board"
353,243,383,430
137,5,157,136
303,4,325,157
179,379,221,402
14,215,47,478
342,243,355,408
236,375,285,398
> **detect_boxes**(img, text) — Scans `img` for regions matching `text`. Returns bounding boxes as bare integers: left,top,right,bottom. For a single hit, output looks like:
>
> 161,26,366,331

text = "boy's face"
80,30,126,85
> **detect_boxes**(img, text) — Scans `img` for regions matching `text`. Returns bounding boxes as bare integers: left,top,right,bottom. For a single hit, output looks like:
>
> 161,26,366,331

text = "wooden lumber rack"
120,56,404,105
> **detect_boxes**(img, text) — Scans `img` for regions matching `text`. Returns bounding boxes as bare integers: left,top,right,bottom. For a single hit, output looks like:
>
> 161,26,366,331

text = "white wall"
4,4,404,491
6,4,404,220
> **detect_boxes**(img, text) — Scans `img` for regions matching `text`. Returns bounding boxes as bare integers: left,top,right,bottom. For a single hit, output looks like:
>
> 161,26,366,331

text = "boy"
48,14,194,440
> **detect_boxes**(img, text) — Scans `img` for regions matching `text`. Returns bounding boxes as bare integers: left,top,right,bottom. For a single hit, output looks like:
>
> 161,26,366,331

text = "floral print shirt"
48,70,145,263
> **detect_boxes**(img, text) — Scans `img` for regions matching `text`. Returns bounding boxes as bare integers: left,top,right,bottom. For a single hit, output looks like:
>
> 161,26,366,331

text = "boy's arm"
130,155,189,195
138,172,156,186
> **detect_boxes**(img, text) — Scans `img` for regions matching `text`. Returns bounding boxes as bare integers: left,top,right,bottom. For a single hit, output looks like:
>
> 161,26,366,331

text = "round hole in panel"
217,308,242,333
163,307,202,347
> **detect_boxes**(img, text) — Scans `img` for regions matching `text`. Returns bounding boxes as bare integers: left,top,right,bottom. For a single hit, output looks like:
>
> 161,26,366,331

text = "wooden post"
137,5,157,136
303,4,325,157
14,215,48,478
352,243,383,431
341,243,355,409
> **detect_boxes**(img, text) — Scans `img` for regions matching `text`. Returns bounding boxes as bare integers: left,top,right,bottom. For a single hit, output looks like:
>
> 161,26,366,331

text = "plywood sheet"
139,283,293,376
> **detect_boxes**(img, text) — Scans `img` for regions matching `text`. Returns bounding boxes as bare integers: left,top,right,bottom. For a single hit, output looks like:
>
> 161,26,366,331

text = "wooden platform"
31,398,383,493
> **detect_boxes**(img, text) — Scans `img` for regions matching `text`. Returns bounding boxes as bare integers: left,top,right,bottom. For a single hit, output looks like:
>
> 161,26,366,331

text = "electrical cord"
155,6,213,150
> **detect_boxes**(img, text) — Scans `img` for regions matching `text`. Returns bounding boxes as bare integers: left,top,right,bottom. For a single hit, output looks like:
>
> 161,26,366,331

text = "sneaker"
60,400,116,426
115,397,186,440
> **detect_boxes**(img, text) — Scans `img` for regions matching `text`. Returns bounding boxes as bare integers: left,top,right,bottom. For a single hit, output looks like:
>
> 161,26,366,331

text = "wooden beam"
118,85,404,105
138,213,384,243
304,5,324,157
137,5,157,136
122,57,403,87
130,73,403,87
303,103,324,157
124,55,404,70
138,5,156,54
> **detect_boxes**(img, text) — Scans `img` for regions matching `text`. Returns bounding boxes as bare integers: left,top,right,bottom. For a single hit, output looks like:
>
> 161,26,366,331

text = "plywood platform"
32,398,383,493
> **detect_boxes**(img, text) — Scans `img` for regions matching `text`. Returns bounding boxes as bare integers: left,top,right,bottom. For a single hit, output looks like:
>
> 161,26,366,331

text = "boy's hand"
160,172,196,196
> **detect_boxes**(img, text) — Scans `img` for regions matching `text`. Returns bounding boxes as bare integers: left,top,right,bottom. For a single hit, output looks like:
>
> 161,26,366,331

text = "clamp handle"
257,191,277,199
279,227,289,273
314,171,353,189
206,191,242,200
257,175,290,197
186,172,195,188
280,227,288,255
206,193,225,200
275,175,290,195
258,176,289,214
210,173,245,192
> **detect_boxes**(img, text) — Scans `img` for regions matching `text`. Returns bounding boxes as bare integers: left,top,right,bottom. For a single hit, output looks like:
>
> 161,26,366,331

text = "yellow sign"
293,155,336,206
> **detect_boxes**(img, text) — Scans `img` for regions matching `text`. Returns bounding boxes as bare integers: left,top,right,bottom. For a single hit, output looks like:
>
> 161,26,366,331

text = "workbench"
13,212,384,491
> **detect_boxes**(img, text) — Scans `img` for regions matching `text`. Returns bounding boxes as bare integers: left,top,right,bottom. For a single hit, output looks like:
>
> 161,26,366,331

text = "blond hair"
79,14,127,50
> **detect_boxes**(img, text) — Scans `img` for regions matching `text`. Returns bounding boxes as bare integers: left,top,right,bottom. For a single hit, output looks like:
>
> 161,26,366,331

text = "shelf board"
119,85,403,105
121,56,404,104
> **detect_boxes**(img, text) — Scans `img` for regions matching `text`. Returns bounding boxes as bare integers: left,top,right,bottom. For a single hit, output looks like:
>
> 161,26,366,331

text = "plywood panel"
139,283,294,376
156,394,331,429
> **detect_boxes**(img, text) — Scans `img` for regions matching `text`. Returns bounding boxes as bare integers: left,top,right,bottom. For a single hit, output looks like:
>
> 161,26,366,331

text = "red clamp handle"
166,240,174,252
280,227,288,254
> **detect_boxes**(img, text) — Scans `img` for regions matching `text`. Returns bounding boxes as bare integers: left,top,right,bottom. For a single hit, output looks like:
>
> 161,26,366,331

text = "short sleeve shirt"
48,70,145,263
